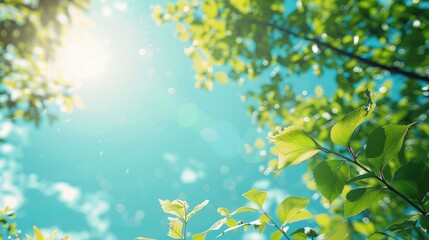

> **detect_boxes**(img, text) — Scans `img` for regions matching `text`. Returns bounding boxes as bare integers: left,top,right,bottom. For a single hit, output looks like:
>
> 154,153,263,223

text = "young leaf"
34,226,45,240
366,123,413,171
187,200,209,221
159,199,188,220
242,188,268,207
167,217,184,239
271,230,283,240
314,160,350,203
277,197,310,225
269,125,321,170
330,91,375,147
229,206,258,216
344,188,379,217
287,210,312,223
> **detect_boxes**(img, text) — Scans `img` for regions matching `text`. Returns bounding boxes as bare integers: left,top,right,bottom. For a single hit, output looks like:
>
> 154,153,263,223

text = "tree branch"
245,18,429,83
321,147,428,216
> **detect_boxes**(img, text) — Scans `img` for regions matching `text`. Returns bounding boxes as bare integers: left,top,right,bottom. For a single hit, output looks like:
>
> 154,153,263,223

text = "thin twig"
261,208,290,240
321,146,428,215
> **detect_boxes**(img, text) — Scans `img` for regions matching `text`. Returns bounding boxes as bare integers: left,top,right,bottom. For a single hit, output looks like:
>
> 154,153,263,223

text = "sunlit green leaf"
215,72,228,84
159,199,188,220
347,172,376,183
34,226,45,240
277,197,309,225
366,123,414,171
314,160,350,203
271,230,283,240
187,200,209,221
269,125,321,170
242,188,268,207
331,93,375,147
201,0,217,18
344,188,379,217
167,217,184,239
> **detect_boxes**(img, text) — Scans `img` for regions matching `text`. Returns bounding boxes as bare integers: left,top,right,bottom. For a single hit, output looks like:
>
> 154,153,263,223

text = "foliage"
152,0,429,238
25,226,68,240
0,0,89,128
139,90,429,239
0,206,17,239
136,199,209,240
0,0,89,238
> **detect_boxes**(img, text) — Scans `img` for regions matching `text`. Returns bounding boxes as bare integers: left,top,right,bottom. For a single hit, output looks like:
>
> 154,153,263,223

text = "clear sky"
2,0,319,239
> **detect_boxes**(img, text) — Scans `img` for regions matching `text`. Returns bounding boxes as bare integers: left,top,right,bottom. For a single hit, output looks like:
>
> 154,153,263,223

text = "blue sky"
0,1,321,239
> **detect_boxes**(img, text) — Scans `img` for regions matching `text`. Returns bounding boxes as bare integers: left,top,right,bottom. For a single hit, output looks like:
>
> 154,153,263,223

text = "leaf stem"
261,208,290,240
320,147,428,215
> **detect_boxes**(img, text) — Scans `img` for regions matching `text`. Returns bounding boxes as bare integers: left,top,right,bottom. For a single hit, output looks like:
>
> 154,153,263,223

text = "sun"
56,25,109,81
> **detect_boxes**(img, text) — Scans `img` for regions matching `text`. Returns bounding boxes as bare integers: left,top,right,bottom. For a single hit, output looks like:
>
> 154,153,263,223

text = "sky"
0,0,321,239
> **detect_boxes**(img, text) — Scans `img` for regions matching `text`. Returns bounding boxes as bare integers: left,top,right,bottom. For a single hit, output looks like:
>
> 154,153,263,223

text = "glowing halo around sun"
55,23,109,82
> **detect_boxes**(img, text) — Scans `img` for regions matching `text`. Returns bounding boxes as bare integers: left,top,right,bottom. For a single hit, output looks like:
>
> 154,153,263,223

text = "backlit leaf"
215,72,228,84
366,123,413,171
271,230,283,240
277,197,309,225
167,217,184,239
201,0,217,18
331,95,375,147
344,188,379,217
242,188,268,207
187,200,209,221
269,125,321,170
159,199,188,220
314,160,350,203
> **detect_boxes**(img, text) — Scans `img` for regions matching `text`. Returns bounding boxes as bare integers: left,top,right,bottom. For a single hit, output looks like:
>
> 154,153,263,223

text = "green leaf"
167,217,184,239
420,215,429,231
217,220,261,237
387,214,419,230
393,161,429,202
242,188,268,207
229,206,258,216
287,209,312,223
314,160,350,203
367,232,389,240
201,0,217,18
291,228,318,240
159,199,188,220
277,197,310,225
344,188,379,217
366,123,413,171
347,172,376,183
34,226,44,240
135,238,156,240
217,208,229,216
215,72,228,84
330,97,375,147
269,125,321,170
271,230,283,240
191,233,205,240
187,200,209,221
325,219,350,239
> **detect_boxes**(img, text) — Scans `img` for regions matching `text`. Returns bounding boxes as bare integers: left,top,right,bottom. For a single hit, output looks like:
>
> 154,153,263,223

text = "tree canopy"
151,0,429,238
0,0,89,127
